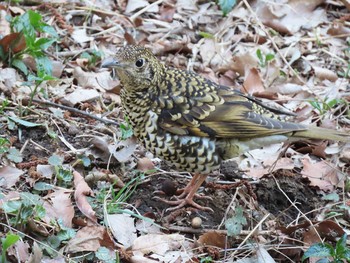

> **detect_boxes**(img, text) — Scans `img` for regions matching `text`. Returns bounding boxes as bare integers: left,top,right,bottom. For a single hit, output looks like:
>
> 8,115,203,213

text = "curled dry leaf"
312,66,338,82
111,137,138,163
73,171,97,223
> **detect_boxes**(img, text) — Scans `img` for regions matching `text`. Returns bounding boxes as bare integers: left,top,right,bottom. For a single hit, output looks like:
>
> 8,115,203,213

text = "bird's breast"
138,111,221,173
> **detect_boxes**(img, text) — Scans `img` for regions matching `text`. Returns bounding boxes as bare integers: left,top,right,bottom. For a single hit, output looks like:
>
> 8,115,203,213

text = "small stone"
191,217,202,229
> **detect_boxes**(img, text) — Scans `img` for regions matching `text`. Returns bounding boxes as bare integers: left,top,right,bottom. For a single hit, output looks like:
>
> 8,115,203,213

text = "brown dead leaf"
231,52,259,77
0,166,24,188
197,231,227,248
65,225,105,253
43,189,74,228
242,68,265,94
73,171,97,223
301,156,339,191
253,0,326,35
0,32,26,53
137,157,155,172
8,240,30,262
303,220,345,245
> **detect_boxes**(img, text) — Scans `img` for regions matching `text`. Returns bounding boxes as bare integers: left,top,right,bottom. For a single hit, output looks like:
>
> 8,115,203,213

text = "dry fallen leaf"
65,225,105,253
107,212,137,247
301,156,340,191
43,189,74,228
73,171,97,223
0,166,24,188
197,231,226,248
132,233,185,256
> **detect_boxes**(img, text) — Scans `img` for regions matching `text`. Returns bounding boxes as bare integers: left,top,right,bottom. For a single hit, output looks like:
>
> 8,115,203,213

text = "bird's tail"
292,126,349,142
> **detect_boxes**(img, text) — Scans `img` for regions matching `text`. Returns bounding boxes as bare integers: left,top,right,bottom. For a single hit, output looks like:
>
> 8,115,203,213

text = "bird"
101,45,349,211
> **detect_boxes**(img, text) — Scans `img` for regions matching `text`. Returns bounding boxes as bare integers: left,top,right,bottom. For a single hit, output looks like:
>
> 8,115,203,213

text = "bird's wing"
156,71,306,139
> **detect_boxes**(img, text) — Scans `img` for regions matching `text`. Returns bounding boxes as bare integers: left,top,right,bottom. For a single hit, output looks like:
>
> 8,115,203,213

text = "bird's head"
101,45,164,91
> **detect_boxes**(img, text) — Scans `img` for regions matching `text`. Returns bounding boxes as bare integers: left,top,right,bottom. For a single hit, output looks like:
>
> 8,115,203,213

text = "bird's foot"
153,196,213,212
175,187,212,200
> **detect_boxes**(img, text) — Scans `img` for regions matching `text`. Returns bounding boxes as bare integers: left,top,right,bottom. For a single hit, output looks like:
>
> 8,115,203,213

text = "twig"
130,0,164,21
31,99,119,126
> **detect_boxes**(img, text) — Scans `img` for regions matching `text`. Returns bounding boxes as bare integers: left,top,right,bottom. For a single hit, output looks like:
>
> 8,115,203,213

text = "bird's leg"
153,174,213,212
176,173,211,200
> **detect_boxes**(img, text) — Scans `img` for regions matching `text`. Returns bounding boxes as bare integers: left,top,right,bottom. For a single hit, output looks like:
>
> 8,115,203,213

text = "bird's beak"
101,57,122,68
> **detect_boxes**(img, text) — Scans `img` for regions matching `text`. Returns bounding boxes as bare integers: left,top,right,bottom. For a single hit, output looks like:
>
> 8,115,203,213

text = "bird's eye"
135,58,145,68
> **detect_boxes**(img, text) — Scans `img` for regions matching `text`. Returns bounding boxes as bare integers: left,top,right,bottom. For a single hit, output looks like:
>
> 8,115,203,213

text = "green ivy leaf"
2,200,22,213
7,148,23,163
225,206,247,236
33,182,54,191
48,154,64,166
218,0,236,16
302,243,333,261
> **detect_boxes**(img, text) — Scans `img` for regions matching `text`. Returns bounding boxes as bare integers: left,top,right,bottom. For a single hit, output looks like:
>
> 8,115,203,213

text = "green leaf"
96,247,115,262
57,168,72,182
12,59,28,75
41,25,58,37
34,38,55,50
218,0,236,16
8,116,42,127
20,192,41,206
256,49,263,64
48,154,64,166
265,53,275,62
35,55,52,76
225,206,247,236
33,182,54,191
335,234,347,256
198,31,214,39
302,243,333,261
35,205,46,219
27,10,42,28
2,234,20,251
2,200,22,213
7,148,23,163
80,155,91,167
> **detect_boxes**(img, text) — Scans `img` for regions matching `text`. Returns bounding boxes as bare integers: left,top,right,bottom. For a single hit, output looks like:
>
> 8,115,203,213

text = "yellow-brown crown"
103,45,164,91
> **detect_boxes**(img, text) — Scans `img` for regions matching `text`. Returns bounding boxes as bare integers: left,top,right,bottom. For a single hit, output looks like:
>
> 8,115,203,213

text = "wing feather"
155,69,306,139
